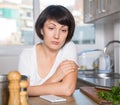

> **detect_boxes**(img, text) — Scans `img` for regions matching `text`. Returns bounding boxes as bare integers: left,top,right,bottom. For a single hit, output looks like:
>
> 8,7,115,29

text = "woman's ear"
40,29,43,35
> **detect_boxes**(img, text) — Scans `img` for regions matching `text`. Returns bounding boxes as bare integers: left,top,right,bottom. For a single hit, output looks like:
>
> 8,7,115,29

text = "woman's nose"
54,30,60,39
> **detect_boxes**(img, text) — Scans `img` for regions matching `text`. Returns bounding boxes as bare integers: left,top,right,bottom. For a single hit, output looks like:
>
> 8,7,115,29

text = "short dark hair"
35,5,75,44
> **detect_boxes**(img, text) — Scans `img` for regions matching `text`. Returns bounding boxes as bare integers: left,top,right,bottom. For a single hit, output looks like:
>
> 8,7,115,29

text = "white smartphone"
40,95,66,103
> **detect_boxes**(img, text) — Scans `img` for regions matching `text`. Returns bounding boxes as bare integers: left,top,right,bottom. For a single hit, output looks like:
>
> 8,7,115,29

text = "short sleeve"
61,41,78,64
18,49,31,77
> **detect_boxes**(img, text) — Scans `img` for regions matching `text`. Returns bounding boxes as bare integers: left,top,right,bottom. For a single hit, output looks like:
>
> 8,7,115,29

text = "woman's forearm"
27,71,77,96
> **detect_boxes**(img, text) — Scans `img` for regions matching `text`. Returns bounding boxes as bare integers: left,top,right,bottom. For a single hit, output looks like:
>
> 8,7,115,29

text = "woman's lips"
51,41,59,45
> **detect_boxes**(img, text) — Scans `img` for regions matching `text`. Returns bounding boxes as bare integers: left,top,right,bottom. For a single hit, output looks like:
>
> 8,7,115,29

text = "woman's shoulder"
59,41,77,62
60,41,77,55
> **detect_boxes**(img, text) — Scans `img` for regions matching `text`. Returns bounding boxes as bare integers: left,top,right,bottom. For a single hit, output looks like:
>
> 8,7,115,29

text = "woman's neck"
40,43,59,59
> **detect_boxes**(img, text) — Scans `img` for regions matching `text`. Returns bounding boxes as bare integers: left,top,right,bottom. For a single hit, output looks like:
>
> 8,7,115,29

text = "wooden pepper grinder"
8,71,21,105
20,80,29,105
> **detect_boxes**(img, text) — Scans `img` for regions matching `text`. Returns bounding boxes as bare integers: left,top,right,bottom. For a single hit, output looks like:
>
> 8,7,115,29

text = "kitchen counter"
28,89,98,105
27,71,120,105
77,70,120,87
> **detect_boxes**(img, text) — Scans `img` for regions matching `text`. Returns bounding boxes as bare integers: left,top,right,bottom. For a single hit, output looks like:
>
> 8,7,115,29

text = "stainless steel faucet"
104,40,120,54
103,40,120,72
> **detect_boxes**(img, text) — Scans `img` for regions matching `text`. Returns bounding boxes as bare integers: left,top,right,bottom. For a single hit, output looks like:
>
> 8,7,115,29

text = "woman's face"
41,19,68,51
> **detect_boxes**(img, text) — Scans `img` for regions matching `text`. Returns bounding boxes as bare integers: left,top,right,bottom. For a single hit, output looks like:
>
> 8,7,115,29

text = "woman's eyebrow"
48,22,68,28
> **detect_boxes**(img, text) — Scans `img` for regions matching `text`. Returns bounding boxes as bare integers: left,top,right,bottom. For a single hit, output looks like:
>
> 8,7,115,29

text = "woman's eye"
61,29,67,32
48,27,54,30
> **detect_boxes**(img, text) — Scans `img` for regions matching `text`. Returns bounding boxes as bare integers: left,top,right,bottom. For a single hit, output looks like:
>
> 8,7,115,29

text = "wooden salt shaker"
20,80,29,105
8,71,21,105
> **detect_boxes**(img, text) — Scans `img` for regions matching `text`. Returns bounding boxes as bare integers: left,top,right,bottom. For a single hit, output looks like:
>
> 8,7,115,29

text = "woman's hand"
57,60,78,77
45,60,78,83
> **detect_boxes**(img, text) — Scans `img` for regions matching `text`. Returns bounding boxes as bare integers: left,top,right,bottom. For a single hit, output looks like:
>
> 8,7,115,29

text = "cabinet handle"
88,0,93,18
97,0,102,13
101,0,107,13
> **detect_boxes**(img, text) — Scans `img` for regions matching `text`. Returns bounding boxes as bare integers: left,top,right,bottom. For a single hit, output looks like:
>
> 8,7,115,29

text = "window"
0,0,34,45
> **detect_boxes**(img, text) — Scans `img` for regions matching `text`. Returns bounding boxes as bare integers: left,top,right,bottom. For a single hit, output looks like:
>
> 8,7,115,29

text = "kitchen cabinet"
110,0,120,14
95,0,110,19
84,0,120,23
84,0,96,22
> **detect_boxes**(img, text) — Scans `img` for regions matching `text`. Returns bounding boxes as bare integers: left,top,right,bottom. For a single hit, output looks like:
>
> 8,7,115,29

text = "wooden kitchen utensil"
20,80,29,105
8,71,21,105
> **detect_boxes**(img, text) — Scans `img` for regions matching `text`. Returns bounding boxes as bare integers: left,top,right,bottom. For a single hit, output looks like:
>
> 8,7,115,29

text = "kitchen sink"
85,73,120,79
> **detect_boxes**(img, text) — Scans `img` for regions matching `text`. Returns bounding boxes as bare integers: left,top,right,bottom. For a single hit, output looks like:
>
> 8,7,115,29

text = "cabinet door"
84,0,120,23
84,0,96,23
96,0,110,19
110,0,120,14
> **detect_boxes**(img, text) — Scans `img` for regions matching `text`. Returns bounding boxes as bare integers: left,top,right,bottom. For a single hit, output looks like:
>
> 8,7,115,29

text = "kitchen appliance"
93,52,111,72
78,49,103,70
78,48,112,72
0,74,27,105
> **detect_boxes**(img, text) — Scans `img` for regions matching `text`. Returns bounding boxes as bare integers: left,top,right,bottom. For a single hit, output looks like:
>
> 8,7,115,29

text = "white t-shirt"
18,41,78,86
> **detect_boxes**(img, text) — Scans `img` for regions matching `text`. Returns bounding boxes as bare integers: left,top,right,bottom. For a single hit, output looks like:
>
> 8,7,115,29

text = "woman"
18,5,78,96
